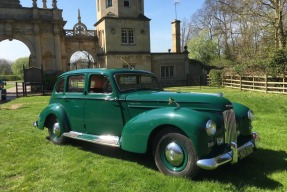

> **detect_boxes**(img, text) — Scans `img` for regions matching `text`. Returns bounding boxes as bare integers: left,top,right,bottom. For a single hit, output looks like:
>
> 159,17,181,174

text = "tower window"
122,28,134,44
106,0,112,8
124,0,130,7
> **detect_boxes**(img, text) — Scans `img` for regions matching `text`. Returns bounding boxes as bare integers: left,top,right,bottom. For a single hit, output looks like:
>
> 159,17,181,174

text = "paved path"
1,87,17,103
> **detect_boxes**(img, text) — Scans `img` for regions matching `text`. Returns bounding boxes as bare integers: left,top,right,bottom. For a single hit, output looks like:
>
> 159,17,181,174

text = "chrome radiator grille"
223,109,237,144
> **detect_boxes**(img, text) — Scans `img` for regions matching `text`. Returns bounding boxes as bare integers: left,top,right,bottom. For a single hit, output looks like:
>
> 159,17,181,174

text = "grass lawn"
0,87,286,191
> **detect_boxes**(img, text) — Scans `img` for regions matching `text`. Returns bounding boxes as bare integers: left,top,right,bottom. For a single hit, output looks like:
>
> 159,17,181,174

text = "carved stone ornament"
0,0,22,8
74,24,86,35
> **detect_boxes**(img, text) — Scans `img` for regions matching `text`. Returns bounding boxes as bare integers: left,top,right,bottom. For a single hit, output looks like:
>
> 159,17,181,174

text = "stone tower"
95,0,151,70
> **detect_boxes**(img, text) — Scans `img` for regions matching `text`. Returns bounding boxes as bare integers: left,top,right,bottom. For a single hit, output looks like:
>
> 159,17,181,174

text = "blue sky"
0,0,204,61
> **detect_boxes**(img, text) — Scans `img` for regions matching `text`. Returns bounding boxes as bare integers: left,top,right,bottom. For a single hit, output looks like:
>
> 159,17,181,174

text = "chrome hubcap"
165,142,184,167
52,122,61,137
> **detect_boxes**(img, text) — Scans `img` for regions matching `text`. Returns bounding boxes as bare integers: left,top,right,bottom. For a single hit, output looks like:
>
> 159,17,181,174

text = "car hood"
122,91,232,112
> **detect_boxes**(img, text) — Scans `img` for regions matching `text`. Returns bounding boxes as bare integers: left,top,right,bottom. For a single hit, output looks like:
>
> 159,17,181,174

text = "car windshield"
115,73,163,92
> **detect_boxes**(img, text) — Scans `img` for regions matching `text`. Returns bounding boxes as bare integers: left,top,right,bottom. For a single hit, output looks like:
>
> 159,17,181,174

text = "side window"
55,78,65,93
89,75,112,94
67,75,85,93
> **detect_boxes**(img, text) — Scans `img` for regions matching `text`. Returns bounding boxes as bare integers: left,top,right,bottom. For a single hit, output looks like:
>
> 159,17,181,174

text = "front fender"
120,107,210,154
232,102,249,118
232,102,252,135
36,103,70,132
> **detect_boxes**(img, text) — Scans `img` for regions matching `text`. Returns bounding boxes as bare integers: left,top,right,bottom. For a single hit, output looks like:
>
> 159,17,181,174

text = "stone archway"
69,50,96,70
0,0,66,73
64,10,98,71
0,37,34,63
0,1,98,74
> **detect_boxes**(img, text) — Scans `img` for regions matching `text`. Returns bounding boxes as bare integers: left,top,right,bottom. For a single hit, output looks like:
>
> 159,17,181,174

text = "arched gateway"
0,0,97,75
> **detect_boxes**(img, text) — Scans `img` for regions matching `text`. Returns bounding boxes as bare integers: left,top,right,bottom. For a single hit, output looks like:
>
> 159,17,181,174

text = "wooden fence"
222,75,287,94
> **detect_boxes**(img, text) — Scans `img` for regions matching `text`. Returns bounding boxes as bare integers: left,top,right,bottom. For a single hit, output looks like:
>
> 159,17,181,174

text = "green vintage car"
33,68,259,178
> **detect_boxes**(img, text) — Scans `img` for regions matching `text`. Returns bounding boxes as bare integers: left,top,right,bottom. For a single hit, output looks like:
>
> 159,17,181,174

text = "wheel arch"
120,107,210,154
38,103,70,132
147,125,187,153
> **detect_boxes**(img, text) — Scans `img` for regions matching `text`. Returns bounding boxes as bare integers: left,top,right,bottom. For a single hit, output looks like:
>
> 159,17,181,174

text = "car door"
84,74,123,136
61,74,86,132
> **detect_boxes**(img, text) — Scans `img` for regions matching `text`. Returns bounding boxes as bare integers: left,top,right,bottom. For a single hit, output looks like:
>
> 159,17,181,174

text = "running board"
63,131,120,147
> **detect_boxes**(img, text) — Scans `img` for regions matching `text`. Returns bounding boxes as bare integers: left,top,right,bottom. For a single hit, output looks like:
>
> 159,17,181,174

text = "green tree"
263,48,287,75
209,69,222,87
187,30,218,64
0,59,13,75
11,57,29,78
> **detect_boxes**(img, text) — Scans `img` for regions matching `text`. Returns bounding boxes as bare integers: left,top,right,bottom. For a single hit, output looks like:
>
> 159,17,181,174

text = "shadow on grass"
196,148,287,190
65,139,286,190
67,139,157,170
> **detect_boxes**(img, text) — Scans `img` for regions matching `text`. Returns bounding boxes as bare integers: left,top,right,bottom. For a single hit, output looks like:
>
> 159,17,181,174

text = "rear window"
67,75,85,93
115,73,162,92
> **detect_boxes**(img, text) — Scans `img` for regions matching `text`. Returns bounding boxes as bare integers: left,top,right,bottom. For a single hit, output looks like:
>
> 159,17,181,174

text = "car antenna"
121,58,134,70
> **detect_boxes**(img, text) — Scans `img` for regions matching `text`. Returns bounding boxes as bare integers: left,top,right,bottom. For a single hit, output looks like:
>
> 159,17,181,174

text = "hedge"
0,75,22,81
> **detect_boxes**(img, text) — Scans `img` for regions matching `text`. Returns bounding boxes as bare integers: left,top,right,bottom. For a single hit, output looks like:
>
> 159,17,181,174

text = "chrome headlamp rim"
248,110,254,121
205,119,217,136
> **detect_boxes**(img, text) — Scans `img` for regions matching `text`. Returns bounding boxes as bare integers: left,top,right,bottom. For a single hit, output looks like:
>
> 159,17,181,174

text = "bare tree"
186,0,287,67
180,18,193,51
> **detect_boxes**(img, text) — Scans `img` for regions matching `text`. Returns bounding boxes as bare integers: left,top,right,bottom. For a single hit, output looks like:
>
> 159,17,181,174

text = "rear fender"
120,107,210,154
37,103,70,132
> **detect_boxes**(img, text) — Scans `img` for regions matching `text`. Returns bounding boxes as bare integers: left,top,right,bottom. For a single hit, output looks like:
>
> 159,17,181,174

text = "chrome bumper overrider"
196,132,259,170
33,121,38,127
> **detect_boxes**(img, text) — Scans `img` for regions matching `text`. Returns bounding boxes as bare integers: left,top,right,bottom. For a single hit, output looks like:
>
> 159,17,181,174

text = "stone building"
0,0,210,86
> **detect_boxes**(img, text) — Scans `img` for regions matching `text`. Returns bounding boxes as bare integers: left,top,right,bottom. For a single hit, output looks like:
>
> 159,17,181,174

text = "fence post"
253,76,255,90
283,74,285,93
265,75,268,93
16,82,18,98
23,82,26,96
240,75,242,90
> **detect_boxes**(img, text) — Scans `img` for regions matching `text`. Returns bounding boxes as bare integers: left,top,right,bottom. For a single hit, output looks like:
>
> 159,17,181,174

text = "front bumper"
196,132,259,170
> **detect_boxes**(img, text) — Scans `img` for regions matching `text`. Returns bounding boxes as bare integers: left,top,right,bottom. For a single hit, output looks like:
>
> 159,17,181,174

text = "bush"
209,69,222,87
0,75,21,81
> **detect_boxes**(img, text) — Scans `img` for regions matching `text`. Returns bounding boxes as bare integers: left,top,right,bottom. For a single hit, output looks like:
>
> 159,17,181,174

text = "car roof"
61,68,154,77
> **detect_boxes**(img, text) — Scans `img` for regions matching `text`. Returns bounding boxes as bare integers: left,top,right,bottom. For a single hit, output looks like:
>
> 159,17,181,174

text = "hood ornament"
168,98,181,109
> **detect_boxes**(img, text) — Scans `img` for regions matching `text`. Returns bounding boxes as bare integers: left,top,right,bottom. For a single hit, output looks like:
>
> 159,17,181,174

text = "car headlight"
206,119,216,136
248,110,254,121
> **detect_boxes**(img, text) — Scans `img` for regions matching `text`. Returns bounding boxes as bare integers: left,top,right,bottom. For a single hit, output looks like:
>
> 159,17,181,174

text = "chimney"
171,20,181,53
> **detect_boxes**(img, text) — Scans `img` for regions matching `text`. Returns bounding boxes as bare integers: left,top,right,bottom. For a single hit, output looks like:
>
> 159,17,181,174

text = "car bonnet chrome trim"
223,109,237,144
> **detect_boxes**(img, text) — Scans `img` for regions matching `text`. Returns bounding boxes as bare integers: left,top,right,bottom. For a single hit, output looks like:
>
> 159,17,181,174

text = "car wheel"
153,129,199,178
48,116,67,145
